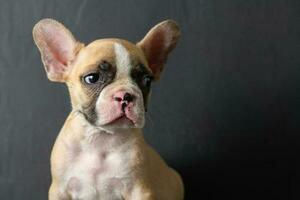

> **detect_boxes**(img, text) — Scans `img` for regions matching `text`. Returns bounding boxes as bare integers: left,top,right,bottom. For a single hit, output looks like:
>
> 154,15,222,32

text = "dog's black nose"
123,92,134,102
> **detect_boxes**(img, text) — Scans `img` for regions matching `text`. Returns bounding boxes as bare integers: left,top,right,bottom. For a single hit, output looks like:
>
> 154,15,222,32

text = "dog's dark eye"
84,73,100,84
142,75,153,88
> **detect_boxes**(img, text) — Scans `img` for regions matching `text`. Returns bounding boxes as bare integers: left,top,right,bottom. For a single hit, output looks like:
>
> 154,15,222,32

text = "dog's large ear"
32,19,84,82
137,20,180,81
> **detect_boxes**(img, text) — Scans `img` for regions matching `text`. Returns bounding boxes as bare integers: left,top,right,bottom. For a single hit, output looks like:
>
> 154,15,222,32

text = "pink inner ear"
143,29,168,74
41,24,76,66
33,19,78,81
138,21,180,80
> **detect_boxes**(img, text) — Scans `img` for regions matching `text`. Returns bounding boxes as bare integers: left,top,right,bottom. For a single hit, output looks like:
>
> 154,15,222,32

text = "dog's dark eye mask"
79,60,116,124
79,61,153,125
130,63,153,109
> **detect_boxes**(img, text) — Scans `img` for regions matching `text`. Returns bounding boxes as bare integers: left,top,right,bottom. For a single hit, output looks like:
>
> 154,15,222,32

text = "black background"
0,0,297,199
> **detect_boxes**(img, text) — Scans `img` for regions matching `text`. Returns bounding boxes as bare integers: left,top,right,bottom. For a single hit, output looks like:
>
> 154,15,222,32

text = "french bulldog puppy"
33,18,183,200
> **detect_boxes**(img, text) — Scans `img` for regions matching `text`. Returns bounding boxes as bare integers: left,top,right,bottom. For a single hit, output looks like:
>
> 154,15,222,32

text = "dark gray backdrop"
0,0,297,199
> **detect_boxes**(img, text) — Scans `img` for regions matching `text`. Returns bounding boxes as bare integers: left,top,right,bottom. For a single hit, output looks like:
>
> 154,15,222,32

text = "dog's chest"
63,133,134,199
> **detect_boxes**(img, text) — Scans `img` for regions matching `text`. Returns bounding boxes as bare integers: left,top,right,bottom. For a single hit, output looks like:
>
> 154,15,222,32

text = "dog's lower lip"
105,114,134,125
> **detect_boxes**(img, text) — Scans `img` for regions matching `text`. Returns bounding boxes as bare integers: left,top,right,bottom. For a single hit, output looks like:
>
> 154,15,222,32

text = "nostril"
121,102,127,112
114,97,122,102
123,93,134,102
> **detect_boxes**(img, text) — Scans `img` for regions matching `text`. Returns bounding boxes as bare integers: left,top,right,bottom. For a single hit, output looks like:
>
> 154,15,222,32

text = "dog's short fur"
33,19,183,200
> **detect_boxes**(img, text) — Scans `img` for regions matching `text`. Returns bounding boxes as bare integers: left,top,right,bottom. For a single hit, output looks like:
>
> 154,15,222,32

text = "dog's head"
33,19,180,133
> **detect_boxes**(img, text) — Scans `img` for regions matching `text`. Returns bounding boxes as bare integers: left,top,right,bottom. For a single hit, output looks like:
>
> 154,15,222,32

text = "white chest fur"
61,130,136,200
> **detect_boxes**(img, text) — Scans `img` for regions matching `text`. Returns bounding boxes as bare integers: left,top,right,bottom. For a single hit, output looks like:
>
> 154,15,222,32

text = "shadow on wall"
176,83,289,199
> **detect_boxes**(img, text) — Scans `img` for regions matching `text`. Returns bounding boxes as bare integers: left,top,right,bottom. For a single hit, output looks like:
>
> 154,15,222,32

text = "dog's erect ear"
32,19,84,82
137,20,180,81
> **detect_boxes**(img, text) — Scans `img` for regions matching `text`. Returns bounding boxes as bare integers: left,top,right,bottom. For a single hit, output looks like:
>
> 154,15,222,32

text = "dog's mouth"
104,113,135,126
